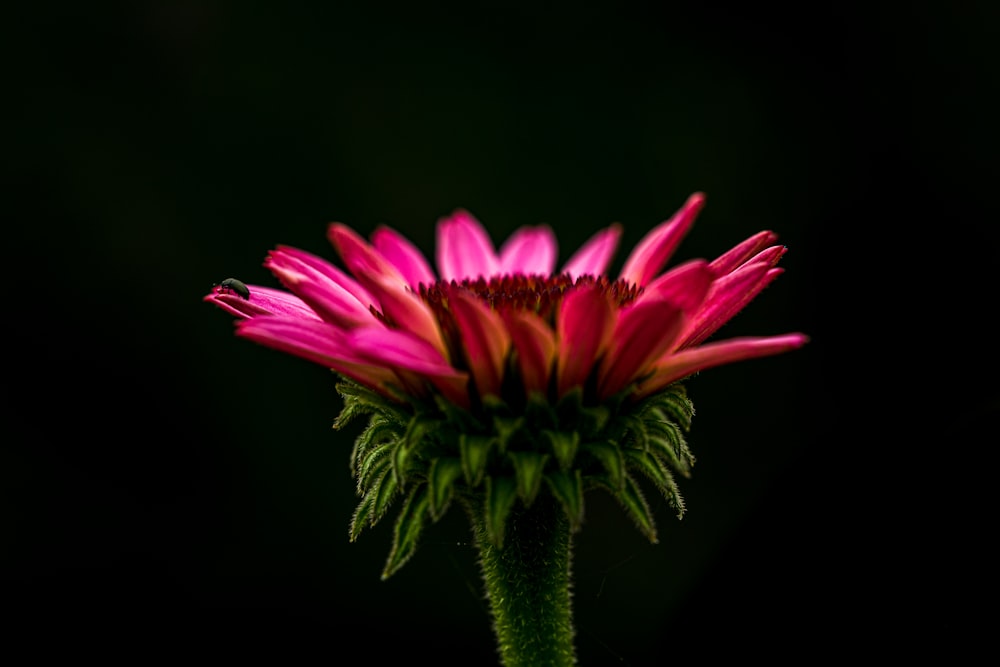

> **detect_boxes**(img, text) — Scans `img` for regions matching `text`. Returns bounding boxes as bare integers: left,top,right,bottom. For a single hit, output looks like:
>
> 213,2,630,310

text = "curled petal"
372,225,437,290
678,262,784,350
449,290,512,399
560,223,622,279
636,334,811,398
204,284,323,321
265,246,379,328
235,316,397,390
709,230,780,276
499,225,557,276
619,192,705,288
436,209,501,282
501,309,556,397
556,285,616,397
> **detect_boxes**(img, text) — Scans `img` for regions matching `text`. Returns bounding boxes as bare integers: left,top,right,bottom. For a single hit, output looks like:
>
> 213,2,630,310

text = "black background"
5,2,997,663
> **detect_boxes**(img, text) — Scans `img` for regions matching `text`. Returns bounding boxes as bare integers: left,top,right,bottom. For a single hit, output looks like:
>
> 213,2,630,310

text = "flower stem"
468,495,577,667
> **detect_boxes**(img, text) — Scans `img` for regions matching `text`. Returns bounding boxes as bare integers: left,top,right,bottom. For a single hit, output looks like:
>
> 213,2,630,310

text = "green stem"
468,495,577,667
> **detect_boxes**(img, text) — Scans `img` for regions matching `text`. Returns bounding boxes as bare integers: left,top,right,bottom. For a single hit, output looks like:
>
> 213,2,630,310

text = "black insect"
216,277,251,300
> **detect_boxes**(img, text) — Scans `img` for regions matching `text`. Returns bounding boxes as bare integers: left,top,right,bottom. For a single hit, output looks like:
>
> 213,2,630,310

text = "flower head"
206,193,808,577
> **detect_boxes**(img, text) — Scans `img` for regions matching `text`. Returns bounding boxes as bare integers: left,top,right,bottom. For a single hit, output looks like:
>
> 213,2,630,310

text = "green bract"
334,378,696,579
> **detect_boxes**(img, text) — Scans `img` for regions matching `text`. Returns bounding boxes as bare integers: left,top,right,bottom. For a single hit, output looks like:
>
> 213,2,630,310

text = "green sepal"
348,490,375,542
349,414,400,477
460,433,494,487
582,440,625,490
369,464,400,527
484,475,519,548
355,443,392,495
492,415,525,453
508,451,549,506
645,420,695,477
624,449,686,519
434,392,485,433
543,469,584,531
542,429,579,470
642,383,694,431
382,485,431,580
601,473,658,543
334,379,408,429
618,414,649,452
524,391,557,430
428,457,463,520
393,415,439,486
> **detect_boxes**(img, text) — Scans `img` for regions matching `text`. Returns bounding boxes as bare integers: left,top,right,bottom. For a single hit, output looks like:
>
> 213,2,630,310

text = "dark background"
5,2,997,663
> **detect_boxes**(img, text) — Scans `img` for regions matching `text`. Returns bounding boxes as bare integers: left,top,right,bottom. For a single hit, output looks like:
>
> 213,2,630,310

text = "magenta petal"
436,209,501,282
235,316,397,389
328,223,407,286
265,247,379,328
560,223,622,279
637,260,713,313
365,277,449,358
597,300,687,399
499,225,557,276
449,290,511,399
708,231,780,276
636,334,811,398
618,192,705,288
204,284,323,321
678,263,783,349
501,309,556,397
347,328,470,407
372,225,437,290
556,285,615,397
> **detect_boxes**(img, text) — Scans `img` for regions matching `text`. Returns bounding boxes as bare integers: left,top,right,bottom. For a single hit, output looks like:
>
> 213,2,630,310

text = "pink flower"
205,193,809,411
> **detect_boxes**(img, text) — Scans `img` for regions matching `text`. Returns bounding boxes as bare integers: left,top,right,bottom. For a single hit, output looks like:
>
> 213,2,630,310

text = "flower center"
419,273,641,321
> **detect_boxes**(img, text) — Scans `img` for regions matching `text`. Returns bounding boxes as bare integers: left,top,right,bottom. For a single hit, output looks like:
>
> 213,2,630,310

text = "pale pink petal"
708,231,780,276
556,285,616,397
265,247,379,328
599,261,712,397
235,316,397,390
436,209,501,282
499,225,557,276
204,284,323,321
678,263,784,350
449,290,512,399
636,334,811,398
501,309,556,397
560,223,622,279
372,225,437,289
618,192,705,288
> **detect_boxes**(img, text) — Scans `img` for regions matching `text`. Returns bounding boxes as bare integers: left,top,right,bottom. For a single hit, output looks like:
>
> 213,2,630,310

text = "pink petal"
501,309,556,397
618,192,705,288
371,225,437,290
449,290,511,399
599,261,712,397
560,223,622,279
636,334,811,398
556,285,616,397
436,209,501,282
265,247,379,328
708,231,780,276
499,225,557,276
204,284,323,321
346,328,470,408
328,223,448,355
235,316,397,390
678,262,783,349
635,259,713,313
